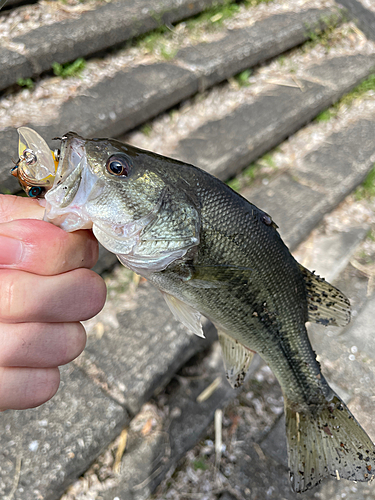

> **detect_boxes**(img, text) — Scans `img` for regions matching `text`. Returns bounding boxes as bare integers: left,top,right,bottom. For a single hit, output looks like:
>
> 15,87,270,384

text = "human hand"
0,195,106,411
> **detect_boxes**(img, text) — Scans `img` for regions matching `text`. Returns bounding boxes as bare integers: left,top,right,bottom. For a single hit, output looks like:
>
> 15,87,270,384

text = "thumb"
0,194,45,223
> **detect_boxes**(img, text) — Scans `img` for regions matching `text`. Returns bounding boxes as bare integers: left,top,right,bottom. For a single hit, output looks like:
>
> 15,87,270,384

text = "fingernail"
0,236,24,265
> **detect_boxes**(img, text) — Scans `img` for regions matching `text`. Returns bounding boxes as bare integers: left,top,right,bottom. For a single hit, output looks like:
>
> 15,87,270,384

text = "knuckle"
0,195,16,223
0,271,18,320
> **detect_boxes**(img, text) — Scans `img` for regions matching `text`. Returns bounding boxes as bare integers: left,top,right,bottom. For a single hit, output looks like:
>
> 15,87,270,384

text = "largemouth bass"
12,130,375,492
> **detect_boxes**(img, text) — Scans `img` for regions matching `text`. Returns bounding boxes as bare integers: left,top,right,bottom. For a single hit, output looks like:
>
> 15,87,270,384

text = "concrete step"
2,6,375,500
338,0,375,41
0,0,226,92
172,53,375,181
0,5,343,194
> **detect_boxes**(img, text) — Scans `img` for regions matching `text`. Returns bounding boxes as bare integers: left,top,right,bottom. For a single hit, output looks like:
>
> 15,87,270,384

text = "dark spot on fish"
322,425,332,436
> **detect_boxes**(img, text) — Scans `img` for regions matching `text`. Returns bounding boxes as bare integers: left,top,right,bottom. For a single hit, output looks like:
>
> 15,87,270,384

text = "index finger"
0,194,45,222
0,219,99,275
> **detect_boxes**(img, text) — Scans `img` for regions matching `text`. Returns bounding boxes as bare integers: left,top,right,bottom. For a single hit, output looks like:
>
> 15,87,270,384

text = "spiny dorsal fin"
299,264,351,327
161,291,205,338
217,330,254,388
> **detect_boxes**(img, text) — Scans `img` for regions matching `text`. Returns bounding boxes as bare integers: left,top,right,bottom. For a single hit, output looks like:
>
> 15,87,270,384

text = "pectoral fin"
218,330,254,388
161,292,205,338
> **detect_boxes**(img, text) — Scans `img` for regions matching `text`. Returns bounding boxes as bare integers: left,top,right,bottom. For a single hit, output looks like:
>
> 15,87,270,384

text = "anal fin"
218,330,254,388
299,264,351,327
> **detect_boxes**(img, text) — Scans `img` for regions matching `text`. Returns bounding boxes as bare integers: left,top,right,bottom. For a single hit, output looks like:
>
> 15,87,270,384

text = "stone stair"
1,0,375,499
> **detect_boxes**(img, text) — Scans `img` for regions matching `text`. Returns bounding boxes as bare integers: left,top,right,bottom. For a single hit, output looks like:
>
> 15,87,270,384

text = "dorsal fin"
217,330,254,388
299,264,351,327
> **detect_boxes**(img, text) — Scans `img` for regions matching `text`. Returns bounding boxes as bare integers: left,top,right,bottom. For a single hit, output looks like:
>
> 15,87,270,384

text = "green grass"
138,26,177,59
185,0,241,30
52,58,86,78
234,69,252,87
135,0,275,59
186,0,274,31
226,177,241,191
316,73,375,122
226,148,279,192
225,161,264,192
303,11,344,52
140,123,153,136
17,78,34,89
355,165,375,200
315,109,333,122
192,458,209,471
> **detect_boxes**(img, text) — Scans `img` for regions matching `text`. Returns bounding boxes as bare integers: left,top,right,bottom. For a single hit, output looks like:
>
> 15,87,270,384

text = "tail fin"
285,394,375,492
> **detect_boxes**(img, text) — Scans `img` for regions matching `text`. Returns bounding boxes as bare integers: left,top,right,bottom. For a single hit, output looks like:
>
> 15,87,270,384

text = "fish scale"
153,172,327,404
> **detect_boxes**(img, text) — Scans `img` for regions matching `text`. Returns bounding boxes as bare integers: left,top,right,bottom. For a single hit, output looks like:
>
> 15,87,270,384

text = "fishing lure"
11,127,58,198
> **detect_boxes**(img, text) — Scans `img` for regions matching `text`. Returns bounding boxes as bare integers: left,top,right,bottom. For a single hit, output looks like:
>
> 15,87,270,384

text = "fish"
13,130,375,492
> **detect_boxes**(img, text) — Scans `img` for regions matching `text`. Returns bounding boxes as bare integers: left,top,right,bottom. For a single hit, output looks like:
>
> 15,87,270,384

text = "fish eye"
106,155,130,177
28,186,45,198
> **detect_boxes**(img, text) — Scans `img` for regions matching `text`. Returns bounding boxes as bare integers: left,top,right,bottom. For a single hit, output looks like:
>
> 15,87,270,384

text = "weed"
315,73,375,123
243,163,260,181
315,109,334,122
139,26,169,53
303,11,343,52
260,153,275,168
339,73,375,108
52,58,86,78
185,0,240,30
226,177,241,192
130,0,275,59
226,149,278,192
234,69,252,87
17,78,34,89
355,165,375,200
192,458,209,471
141,123,153,136
186,0,273,33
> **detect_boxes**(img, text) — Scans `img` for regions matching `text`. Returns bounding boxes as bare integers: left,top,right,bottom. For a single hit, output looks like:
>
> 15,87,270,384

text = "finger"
0,194,45,222
0,219,99,274
0,366,60,410
0,268,107,323
0,322,86,368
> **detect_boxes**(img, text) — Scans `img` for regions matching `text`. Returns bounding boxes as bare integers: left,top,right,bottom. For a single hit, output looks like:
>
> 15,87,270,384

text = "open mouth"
44,133,102,232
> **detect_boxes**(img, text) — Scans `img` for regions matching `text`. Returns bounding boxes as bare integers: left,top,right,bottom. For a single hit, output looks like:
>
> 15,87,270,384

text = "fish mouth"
44,133,103,232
